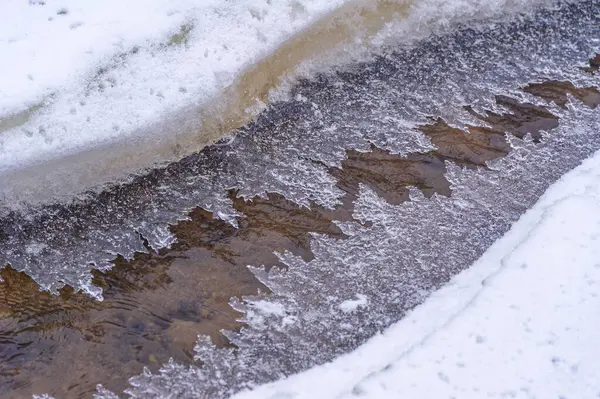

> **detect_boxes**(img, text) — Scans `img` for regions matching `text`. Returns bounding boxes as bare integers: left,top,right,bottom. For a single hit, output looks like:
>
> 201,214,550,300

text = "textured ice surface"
1,0,597,296
232,141,600,399
84,1,600,397
2,0,600,397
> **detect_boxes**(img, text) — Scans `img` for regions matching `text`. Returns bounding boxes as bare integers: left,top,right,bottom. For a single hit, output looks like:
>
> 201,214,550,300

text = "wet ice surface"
2,192,352,398
233,143,600,399
1,0,600,397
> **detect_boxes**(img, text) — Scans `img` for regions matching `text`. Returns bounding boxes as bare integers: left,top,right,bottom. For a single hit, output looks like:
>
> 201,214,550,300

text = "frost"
5,0,599,297
2,1,600,397
112,2,600,397
339,294,369,313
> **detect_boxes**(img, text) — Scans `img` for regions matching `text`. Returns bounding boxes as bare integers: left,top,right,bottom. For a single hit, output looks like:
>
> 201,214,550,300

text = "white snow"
339,294,369,313
245,300,299,328
232,148,600,398
0,0,188,116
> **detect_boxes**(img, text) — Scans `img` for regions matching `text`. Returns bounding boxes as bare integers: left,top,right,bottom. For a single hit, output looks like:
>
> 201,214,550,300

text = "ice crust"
3,0,598,297
2,0,600,397
232,130,600,399
76,1,600,397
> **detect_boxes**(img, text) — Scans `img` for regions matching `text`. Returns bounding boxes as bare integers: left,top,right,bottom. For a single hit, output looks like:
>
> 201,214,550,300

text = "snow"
2,0,599,395
232,148,600,398
339,294,369,313
0,0,187,115
246,300,299,328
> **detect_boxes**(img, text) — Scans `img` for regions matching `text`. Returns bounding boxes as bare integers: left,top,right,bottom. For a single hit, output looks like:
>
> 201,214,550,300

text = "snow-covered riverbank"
2,1,599,397
1,0,361,204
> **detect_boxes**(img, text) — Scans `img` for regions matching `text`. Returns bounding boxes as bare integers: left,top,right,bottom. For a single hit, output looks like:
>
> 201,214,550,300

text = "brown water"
0,191,346,398
328,93,562,210
1,78,599,397
582,53,600,75
523,80,600,108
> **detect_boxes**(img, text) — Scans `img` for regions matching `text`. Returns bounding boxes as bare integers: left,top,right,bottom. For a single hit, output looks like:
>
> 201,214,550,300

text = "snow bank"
233,149,600,398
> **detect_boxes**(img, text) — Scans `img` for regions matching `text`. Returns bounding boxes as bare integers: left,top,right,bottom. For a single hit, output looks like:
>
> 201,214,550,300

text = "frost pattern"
96,1,600,397
2,0,599,298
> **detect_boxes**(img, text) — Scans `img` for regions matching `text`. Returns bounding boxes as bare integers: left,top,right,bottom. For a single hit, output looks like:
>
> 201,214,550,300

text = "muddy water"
2,77,599,397
582,53,600,75
329,94,562,209
0,192,347,398
523,80,600,108
0,244,258,397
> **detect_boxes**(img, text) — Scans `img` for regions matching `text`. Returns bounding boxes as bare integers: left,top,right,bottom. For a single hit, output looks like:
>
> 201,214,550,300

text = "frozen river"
0,0,599,397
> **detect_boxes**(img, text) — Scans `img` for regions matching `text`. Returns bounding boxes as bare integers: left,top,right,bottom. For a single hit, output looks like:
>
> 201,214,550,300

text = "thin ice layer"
83,2,600,398
232,139,600,399
1,0,598,297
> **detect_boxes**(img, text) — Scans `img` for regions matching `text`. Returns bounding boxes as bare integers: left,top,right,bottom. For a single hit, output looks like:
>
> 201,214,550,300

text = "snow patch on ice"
339,294,369,313
243,299,299,329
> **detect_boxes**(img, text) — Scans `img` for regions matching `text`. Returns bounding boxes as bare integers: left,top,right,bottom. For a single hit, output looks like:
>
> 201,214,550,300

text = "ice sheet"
233,145,600,399
97,2,600,397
